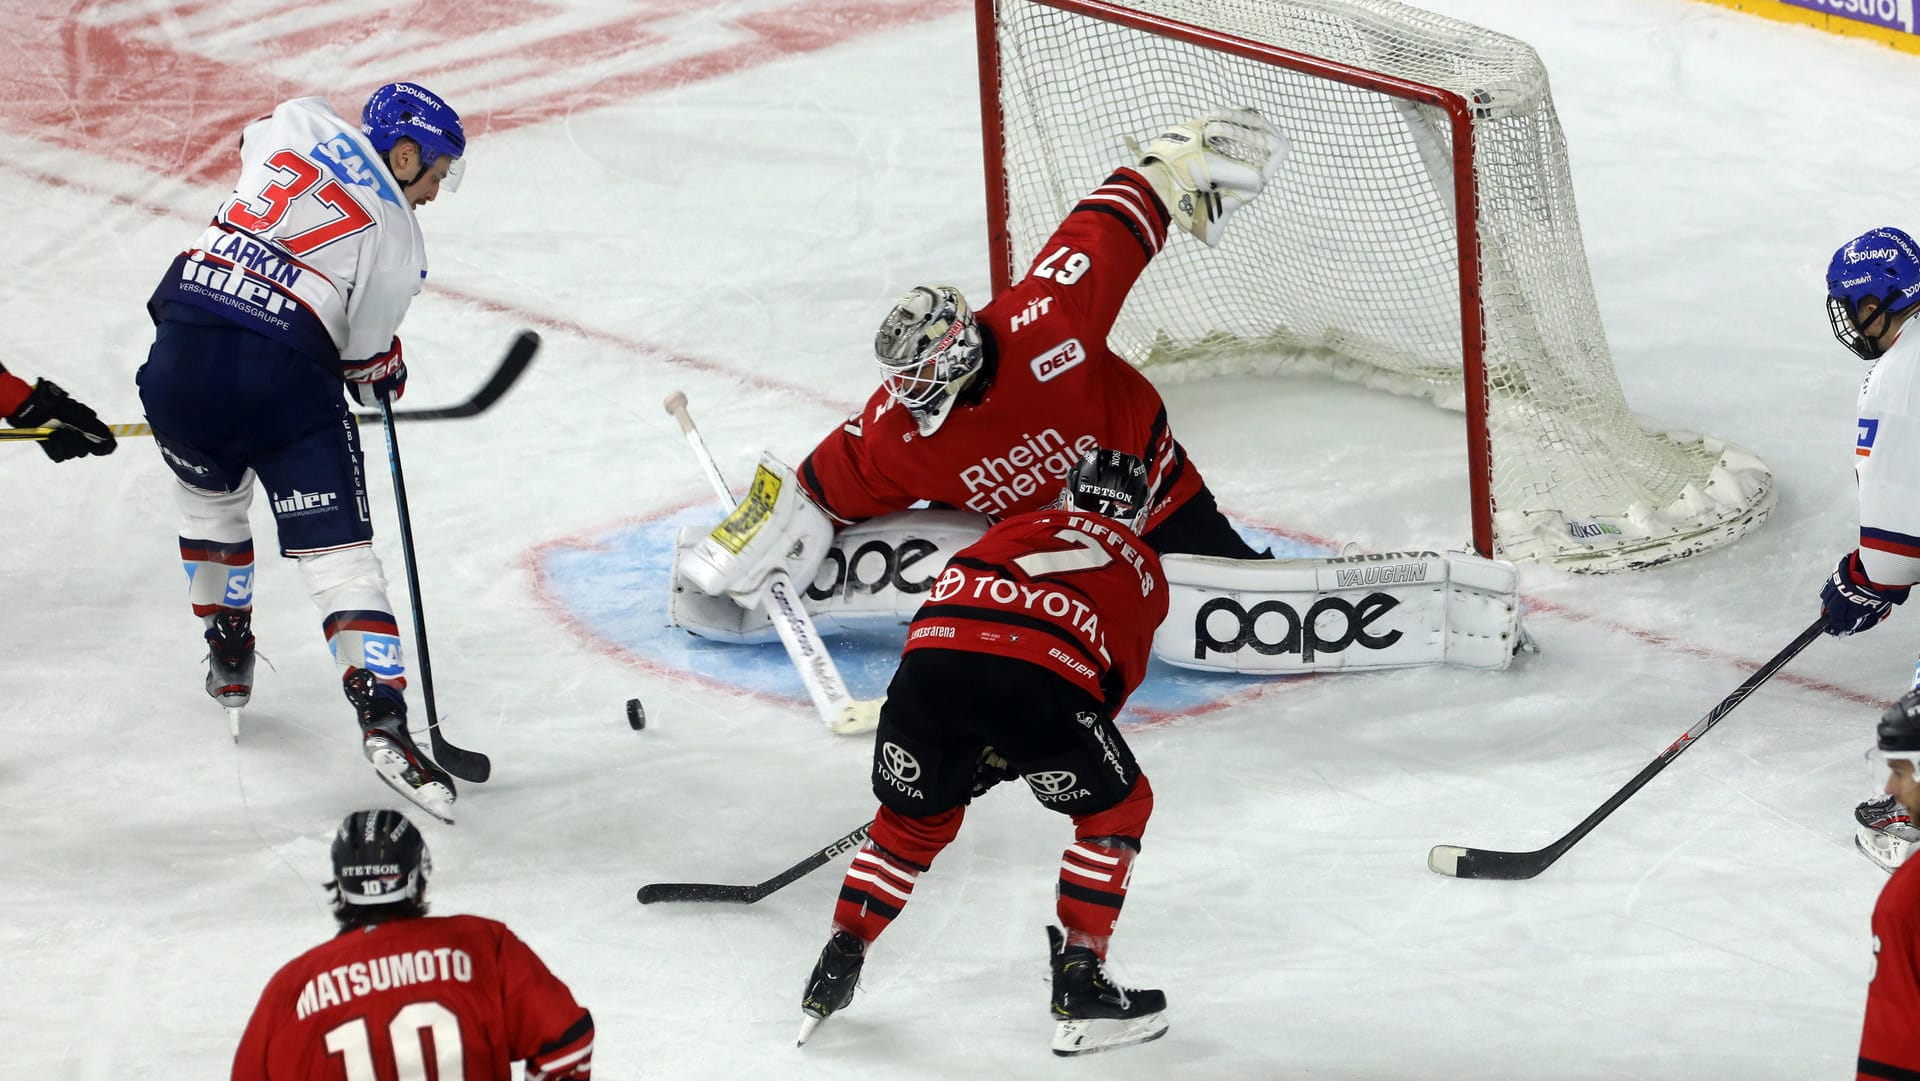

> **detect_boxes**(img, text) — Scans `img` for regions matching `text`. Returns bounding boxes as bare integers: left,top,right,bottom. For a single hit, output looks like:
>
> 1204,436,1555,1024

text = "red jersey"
232,914,593,1081
906,509,1167,709
1862,855,1920,1079
798,167,1205,535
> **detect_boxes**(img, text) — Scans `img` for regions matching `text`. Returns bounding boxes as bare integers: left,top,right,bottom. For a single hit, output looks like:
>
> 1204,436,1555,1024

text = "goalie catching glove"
1129,108,1290,247
681,453,835,605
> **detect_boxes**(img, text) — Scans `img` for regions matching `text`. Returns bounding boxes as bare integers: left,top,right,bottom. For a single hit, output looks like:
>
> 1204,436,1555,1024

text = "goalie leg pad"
1153,550,1521,673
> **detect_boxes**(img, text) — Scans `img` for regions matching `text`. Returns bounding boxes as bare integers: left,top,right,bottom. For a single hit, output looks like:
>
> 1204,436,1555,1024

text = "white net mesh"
986,0,1772,571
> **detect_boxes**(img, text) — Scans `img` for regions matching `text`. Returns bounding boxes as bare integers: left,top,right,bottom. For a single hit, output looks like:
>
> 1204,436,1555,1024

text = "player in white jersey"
1817,227,1920,871
135,83,466,820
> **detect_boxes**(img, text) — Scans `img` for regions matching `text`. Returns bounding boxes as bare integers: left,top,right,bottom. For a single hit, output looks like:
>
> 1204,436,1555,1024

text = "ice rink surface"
4,0,1919,1077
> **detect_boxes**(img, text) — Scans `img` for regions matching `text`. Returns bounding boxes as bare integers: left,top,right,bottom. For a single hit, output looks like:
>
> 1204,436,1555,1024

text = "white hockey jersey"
1856,328,1920,587
148,97,426,365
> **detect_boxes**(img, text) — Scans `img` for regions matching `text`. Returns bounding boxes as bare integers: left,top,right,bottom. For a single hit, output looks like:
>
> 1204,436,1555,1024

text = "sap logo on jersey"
362,637,406,680
314,135,399,205
1030,339,1087,383
1193,594,1403,661
224,569,254,605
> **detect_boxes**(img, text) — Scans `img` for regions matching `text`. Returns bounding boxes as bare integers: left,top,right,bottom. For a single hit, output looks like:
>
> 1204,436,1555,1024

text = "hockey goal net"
977,0,1772,571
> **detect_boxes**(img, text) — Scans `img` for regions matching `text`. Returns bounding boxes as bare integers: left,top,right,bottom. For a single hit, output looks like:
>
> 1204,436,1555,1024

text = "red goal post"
974,0,1773,572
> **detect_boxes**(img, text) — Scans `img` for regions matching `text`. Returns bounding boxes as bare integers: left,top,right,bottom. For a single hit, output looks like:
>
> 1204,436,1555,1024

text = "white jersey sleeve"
147,96,426,365
1856,330,1920,588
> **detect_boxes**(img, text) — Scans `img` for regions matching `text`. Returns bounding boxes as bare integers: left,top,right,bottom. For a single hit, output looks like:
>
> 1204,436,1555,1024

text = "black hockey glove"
969,747,1017,802
7,379,117,462
1821,550,1910,636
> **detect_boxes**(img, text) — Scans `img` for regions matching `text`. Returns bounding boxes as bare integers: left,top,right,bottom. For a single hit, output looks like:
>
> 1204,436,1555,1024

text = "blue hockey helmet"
1827,227,1920,359
362,82,466,192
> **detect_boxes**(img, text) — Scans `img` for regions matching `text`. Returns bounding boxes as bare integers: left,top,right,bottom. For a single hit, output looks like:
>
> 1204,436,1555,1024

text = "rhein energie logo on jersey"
958,428,1098,516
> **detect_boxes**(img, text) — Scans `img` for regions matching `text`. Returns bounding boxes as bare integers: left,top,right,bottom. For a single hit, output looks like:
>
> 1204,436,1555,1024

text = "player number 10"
323,1001,464,1080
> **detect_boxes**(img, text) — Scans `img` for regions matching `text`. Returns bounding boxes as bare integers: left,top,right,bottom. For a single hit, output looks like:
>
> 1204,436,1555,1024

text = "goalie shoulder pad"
1153,550,1521,674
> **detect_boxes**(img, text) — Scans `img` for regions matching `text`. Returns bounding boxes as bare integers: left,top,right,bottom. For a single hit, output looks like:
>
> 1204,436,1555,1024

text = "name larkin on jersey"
958,429,1098,516
294,947,474,1019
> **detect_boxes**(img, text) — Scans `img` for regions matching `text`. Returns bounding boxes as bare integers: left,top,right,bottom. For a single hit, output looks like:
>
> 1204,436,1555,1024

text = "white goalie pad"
680,454,835,604
1155,550,1522,673
670,509,991,643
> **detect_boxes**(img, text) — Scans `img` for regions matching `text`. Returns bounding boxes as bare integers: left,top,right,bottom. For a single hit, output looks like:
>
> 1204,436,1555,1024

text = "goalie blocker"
674,510,1521,673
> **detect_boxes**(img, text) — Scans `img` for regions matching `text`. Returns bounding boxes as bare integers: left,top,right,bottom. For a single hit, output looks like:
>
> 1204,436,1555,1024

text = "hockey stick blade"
1427,618,1824,881
360,330,540,422
4,331,540,445
427,715,490,784
637,821,872,905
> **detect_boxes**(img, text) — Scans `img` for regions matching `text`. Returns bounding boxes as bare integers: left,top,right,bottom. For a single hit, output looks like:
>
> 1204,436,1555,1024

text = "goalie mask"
1827,227,1920,360
1061,448,1151,532
330,809,431,906
874,285,984,437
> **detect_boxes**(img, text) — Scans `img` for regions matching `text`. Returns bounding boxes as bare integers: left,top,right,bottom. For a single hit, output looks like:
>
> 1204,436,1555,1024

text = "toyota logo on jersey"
1025,769,1078,795
881,742,922,782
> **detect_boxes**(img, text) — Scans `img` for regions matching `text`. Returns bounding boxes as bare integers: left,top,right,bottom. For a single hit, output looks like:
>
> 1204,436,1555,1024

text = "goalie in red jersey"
231,810,593,1081
1861,694,1920,1080
795,449,1172,1058
795,109,1288,560
673,108,1521,685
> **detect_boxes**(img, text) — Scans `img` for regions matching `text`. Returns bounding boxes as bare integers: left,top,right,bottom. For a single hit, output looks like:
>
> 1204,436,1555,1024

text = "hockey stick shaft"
636,820,872,904
1429,617,1825,880
377,394,492,784
1,330,539,442
661,391,882,735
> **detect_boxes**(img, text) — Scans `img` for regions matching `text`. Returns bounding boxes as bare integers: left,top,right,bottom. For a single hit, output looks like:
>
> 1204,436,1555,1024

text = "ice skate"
1857,793,1920,874
344,667,456,824
797,930,866,1046
204,609,256,742
1047,925,1168,1056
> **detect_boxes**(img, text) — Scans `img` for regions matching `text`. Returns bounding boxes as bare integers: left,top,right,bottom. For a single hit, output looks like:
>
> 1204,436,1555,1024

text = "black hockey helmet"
330,809,431,906
1064,448,1151,531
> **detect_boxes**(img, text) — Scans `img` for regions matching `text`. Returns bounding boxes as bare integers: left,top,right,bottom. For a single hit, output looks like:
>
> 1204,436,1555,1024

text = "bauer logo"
1030,338,1086,383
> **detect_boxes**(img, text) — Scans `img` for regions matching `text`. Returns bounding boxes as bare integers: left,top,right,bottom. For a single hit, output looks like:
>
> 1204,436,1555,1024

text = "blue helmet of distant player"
361,82,466,192
1827,227,1920,360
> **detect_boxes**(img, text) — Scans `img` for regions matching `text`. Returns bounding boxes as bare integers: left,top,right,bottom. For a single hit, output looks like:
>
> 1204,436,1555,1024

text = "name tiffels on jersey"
294,947,474,1019
958,428,1098,515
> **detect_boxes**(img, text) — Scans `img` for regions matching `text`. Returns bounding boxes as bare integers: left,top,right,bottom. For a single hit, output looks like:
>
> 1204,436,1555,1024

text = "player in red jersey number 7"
231,810,593,1081
1859,694,1920,1079
798,449,1171,1057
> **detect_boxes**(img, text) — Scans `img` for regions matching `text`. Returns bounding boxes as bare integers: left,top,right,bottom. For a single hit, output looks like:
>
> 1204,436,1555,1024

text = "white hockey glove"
1130,108,1290,247
680,453,835,605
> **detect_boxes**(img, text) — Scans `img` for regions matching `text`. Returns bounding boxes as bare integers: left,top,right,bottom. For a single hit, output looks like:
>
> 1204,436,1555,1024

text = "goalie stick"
637,821,872,904
1428,617,1825,880
0,329,540,442
662,390,884,736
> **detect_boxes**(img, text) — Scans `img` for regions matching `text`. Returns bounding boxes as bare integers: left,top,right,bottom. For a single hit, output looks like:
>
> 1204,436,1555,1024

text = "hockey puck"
626,698,646,730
